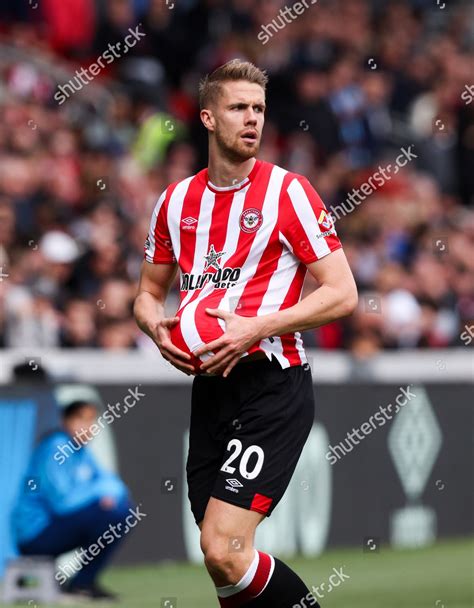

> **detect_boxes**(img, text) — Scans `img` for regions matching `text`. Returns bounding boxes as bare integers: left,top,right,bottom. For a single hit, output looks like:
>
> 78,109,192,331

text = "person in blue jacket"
12,400,134,602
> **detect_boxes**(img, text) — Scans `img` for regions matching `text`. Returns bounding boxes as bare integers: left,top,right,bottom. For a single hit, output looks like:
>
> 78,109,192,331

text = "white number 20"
221,439,264,480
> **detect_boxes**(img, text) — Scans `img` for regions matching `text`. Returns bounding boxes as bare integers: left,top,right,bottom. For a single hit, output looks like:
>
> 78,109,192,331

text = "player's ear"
200,108,215,132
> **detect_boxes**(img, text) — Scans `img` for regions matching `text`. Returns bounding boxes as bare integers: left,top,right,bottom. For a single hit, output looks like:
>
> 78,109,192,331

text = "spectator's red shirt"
43,0,95,54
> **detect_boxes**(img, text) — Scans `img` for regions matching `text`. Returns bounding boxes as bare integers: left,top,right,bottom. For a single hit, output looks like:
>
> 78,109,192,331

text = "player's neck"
207,156,256,188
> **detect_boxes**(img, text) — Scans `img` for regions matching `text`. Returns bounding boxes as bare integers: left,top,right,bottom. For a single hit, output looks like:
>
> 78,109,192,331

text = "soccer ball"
168,310,222,373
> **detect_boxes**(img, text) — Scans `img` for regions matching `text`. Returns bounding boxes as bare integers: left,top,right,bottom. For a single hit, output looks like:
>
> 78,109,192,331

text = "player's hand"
153,316,196,376
193,309,263,377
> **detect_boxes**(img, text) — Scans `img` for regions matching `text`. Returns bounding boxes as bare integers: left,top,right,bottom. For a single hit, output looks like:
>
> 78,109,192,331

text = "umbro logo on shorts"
225,478,243,493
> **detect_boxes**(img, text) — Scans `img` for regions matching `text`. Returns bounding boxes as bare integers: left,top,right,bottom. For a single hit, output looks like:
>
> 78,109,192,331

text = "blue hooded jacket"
12,430,128,545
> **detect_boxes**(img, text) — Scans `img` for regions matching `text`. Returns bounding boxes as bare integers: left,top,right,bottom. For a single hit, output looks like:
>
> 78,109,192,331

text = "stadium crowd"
0,0,473,354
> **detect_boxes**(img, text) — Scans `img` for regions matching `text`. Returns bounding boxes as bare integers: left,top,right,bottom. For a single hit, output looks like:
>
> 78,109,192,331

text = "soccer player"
134,60,358,607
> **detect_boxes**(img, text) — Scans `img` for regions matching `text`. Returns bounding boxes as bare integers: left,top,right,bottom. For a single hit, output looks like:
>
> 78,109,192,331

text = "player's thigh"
211,361,314,519
200,496,265,554
187,374,236,527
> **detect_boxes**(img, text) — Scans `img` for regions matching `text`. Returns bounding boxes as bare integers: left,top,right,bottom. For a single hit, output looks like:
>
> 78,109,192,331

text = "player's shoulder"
257,160,309,188
168,170,204,192
157,169,204,206
263,161,311,196
284,169,311,189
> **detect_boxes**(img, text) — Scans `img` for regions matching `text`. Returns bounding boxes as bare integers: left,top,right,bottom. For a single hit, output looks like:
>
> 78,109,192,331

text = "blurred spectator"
59,298,97,347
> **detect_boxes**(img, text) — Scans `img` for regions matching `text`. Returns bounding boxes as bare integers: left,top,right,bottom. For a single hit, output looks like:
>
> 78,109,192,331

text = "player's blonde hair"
198,59,268,109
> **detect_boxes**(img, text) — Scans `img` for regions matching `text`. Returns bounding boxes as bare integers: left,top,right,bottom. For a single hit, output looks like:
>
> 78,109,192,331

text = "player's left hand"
193,308,262,377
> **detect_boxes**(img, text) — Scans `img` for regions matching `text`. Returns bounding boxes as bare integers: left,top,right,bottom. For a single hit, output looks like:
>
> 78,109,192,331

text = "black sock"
244,557,320,608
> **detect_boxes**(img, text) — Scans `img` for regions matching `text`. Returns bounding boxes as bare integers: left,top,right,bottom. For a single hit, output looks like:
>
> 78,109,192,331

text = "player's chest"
169,202,279,273
170,206,264,236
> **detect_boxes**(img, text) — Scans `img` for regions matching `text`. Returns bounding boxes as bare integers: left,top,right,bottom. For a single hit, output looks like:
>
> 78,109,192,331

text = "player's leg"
200,497,318,607
200,497,264,586
198,357,320,607
186,372,230,528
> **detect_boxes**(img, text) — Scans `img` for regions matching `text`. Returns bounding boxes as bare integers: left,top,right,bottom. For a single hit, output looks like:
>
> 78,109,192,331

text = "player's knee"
200,533,228,568
203,544,234,576
199,526,212,556
201,534,247,580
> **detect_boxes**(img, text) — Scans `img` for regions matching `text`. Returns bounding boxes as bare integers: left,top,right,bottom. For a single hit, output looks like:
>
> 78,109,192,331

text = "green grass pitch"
3,537,473,607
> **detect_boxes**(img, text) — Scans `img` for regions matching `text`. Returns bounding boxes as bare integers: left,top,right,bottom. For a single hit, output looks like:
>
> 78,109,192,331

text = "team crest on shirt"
239,208,263,233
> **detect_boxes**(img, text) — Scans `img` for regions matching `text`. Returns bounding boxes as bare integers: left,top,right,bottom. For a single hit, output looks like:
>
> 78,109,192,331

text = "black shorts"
186,355,315,525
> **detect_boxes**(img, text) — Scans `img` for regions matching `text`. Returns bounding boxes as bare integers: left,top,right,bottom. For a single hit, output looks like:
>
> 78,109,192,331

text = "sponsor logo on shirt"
180,244,241,291
181,267,241,291
203,244,225,271
317,209,337,238
316,229,337,239
318,209,334,231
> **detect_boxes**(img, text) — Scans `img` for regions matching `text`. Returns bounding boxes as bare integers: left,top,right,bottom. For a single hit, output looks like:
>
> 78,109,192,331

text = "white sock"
216,549,259,598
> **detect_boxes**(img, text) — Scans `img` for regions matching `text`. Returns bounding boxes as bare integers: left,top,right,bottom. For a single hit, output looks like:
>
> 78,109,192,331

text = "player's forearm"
255,283,358,340
133,291,166,341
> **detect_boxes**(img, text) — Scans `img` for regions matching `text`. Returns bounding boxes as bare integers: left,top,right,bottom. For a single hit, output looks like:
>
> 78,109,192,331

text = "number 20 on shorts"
221,439,265,480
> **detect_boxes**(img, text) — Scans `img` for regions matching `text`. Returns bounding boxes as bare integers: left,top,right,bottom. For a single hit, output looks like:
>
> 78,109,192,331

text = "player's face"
207,80,265,162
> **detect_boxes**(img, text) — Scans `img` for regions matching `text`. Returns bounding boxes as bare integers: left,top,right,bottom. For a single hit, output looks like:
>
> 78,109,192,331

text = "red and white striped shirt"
144,160,342,370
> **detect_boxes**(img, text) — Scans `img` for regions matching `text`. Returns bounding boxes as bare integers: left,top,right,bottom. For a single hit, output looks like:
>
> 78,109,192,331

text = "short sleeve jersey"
144,160,342,368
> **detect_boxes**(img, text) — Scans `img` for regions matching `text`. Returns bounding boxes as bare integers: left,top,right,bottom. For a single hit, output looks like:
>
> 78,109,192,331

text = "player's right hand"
154,317,197,376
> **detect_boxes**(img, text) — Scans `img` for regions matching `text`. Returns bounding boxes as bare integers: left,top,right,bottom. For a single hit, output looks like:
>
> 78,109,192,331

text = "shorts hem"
209,493,271,517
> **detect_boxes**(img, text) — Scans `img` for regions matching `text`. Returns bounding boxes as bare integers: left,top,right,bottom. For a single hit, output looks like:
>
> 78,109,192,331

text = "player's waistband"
199,351,279,378
237,351,268,365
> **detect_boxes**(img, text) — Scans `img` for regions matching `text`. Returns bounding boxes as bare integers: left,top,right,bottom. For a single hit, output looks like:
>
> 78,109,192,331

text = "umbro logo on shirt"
181,216,198,231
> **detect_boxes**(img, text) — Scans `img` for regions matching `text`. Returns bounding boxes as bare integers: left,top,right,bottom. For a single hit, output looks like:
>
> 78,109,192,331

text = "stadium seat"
1,556,58,604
